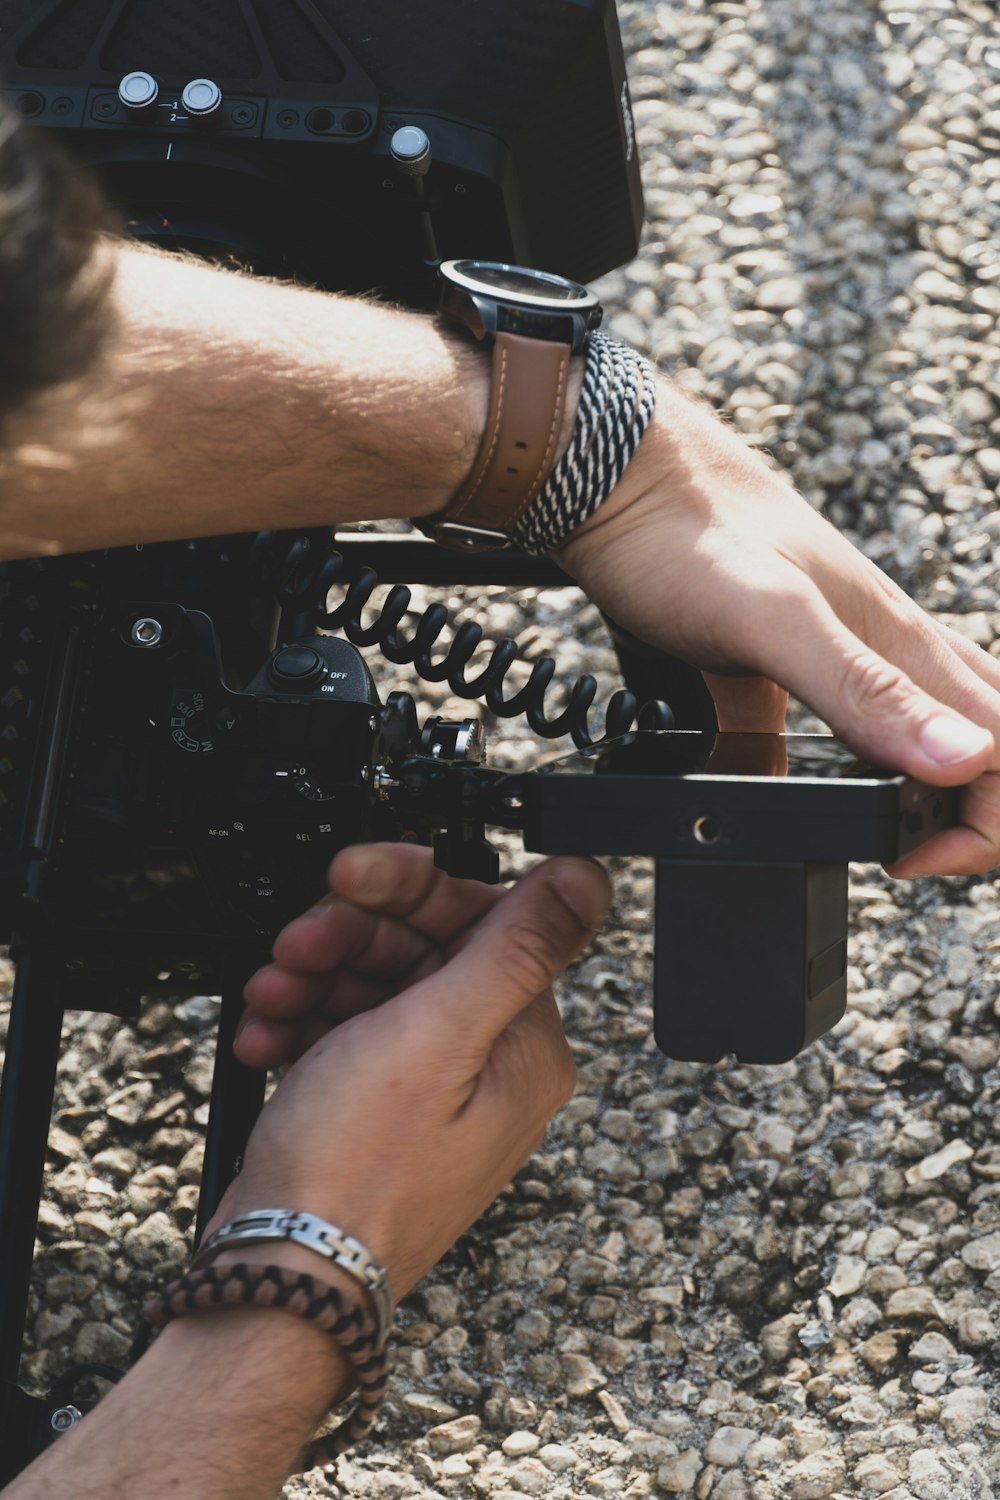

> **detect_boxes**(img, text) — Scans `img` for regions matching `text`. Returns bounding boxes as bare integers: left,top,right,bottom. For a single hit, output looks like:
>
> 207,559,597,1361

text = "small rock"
425,1415,481,1456
35,1306,80,1343
502,1431,540,1457
122,1212,187,1269
907,1447,977,1500
537,1443,578,1473
784,1450,846,1499
909,1332,962,1364
423,1286,461,1325
798,1320,831,1350
827,1256,866,1297
761,1313,806,1361
755,277,805,312
705,1426,757,1467
105,1082,153,1127
961,1231,1000,1273
853,1454,902,1492
956,1309,996,1345
656,1450,703,1492
561,1353,606,1396
74,1211,114,1243
753,1117,796,1160
402,1393,458,1424
938,1386,988,1434
860,1330,902,1374
905,1140,974,1184
72,1322,131,1364
885,1287,945,1320
91,1147,139,1179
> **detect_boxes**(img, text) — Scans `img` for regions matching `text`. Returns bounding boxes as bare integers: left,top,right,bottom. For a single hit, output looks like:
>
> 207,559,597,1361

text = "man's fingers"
270,900,429,981
743,579,995,785
264,844,502,977
406,857,612,1054
233,1013,301,1070
329,842,503,938
928,615,1000,701
703,673,788,734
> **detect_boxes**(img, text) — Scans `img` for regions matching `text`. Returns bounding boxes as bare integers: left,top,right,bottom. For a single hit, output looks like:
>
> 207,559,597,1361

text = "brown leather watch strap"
427,331,572,550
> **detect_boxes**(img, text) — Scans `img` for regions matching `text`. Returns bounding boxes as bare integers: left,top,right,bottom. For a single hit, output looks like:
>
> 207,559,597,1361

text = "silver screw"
50,1406,81,1433
130,617,163,648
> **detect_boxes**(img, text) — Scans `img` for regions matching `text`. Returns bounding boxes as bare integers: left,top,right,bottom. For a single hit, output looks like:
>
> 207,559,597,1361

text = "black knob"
390,125,431,177
268,646,326,692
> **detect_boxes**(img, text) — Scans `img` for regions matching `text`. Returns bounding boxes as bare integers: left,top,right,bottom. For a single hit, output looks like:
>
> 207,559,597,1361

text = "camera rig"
0,529,956,1474
0,0,958,1477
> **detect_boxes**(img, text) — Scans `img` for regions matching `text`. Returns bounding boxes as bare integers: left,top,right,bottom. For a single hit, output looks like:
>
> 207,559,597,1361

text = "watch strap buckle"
423,518,513,551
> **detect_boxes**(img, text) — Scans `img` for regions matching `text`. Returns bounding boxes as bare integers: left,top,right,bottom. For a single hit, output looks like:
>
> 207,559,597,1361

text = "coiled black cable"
246,531,638,749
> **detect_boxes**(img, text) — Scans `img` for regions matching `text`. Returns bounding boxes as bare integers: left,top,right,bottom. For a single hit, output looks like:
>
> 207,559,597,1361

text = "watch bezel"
440,259,600,315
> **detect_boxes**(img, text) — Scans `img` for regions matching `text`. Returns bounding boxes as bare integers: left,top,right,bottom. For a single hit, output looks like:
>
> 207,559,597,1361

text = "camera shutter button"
268,646,326,692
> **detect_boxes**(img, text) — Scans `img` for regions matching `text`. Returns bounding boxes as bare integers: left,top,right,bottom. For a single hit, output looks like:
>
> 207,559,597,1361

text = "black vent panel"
100,0,261,77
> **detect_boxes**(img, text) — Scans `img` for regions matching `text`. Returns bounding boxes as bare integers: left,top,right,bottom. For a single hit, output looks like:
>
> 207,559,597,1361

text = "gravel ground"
5,0,1000,1495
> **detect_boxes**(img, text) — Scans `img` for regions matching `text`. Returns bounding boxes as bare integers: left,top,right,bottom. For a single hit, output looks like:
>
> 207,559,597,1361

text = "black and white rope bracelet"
142,1261,391,1466
511,331,657,555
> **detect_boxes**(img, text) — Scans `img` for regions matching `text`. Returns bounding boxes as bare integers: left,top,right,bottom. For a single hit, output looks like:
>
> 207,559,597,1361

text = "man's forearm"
0,243,497,557
5,1304,349,1500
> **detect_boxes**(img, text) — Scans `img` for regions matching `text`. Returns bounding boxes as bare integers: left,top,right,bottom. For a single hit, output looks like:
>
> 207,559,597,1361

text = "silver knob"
181,78,222,116
390,125,431,176
118,71,159,109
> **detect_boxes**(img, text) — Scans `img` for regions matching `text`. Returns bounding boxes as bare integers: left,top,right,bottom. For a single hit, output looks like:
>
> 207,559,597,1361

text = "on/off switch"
267,646,326,692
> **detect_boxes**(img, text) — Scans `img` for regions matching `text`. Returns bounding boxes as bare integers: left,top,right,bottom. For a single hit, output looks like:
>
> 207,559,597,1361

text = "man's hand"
557,377,1000,877
213,845,611,1300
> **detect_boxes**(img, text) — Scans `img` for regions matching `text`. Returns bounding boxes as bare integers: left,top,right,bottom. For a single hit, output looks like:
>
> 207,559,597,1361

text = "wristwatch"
421,260,603,550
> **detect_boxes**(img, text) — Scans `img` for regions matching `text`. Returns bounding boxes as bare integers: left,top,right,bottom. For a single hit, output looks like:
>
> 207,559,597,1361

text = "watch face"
441,259,598,311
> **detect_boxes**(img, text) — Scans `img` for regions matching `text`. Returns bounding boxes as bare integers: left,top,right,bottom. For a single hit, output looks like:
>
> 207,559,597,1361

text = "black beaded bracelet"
142,1261,391,1469
511,330,657,555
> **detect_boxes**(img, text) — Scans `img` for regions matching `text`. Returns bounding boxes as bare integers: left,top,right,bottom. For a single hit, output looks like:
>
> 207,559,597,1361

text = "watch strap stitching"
508,345,571,531
447,339,510,521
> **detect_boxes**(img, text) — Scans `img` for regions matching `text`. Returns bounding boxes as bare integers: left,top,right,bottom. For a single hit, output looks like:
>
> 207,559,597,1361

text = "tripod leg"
195,952,267,1243
0,951,64,1479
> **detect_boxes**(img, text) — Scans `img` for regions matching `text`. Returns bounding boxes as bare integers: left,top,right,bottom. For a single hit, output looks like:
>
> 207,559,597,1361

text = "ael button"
267,645,326,693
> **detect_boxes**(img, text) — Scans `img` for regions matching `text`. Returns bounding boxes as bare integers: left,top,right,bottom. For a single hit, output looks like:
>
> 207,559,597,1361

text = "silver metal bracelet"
191,1209,394,1346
